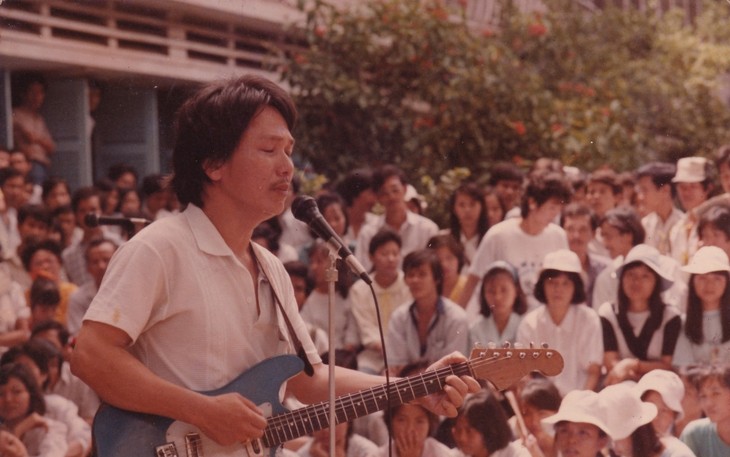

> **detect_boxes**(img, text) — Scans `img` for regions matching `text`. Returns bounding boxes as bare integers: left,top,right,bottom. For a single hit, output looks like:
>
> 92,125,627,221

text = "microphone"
291,195,372,285
84,213,152,228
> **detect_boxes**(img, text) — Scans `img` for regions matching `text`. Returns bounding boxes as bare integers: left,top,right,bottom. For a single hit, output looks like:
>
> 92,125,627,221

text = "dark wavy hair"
520,171,573,218
457,389,513,453
171,75,297,208
0,363,46,417
685,272,730,345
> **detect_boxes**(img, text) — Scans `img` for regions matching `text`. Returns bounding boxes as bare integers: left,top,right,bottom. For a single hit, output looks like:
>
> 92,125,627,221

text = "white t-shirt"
468,218,568,309
516,304,603,395
83,204,321,391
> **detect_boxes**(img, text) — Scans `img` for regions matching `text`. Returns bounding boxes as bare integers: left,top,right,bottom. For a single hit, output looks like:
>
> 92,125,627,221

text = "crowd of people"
253,150,730,456
0,71,728,457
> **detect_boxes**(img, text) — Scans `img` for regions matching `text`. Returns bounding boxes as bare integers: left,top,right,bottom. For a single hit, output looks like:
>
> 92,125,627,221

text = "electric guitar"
93,345,563,457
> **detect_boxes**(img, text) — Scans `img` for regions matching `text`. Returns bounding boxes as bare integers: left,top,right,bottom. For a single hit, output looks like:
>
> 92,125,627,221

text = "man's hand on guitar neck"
414,352,481,417
191,392,268,447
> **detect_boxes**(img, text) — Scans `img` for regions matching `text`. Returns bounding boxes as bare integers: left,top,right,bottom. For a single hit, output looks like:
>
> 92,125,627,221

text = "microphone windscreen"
291,195,317,223
84,213,99,227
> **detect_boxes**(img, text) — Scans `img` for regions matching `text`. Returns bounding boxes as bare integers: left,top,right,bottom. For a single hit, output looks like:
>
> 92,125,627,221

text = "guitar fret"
358,390,370,415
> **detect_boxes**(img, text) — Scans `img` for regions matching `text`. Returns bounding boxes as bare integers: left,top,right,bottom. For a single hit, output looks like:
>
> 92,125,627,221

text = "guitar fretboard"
262,361,473,448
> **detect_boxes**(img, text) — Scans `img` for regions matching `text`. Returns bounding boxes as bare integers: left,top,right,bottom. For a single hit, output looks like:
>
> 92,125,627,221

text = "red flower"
430,6,449,21
528,22,547,37
314,25,326,38
510,121,527,136
481,28,496,38
293,54,308,64
414,116,436,129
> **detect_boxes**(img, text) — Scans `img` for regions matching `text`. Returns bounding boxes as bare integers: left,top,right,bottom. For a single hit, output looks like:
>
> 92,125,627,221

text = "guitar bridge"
185,432,203,457
155,443,179,457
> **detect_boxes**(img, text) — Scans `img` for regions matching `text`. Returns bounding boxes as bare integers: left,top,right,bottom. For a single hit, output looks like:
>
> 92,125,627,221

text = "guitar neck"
262,361,473,448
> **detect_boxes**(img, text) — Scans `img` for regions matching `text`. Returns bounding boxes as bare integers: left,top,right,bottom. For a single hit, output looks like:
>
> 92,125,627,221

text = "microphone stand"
325,250,338,457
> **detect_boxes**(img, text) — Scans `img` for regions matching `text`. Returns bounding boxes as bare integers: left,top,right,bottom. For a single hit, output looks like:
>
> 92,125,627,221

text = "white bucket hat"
672,157,708,183
634,369,685,420
542,390,610,434
682,246,730,275
541,249,582,274
616,244,674,291
599,383,657,440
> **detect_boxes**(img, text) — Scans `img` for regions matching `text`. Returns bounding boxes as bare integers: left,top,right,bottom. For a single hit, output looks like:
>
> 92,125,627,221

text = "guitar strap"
254,248,315,377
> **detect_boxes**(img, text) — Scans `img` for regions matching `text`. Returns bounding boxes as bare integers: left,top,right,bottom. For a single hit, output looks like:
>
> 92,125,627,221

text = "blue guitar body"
92,346,564,457
93,355,304,457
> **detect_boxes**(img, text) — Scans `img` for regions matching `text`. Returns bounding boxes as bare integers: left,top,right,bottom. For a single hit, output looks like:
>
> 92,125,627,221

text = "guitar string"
262,350,555,446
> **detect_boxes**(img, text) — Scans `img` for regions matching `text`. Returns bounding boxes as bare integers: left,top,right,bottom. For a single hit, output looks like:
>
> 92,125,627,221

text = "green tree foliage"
280,0,730,184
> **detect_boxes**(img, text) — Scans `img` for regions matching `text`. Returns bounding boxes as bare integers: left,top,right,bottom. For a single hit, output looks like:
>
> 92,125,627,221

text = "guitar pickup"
155,443,179,457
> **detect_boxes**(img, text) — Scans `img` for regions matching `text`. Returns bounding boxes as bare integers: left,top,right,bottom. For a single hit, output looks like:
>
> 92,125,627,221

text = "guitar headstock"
467,344,564,391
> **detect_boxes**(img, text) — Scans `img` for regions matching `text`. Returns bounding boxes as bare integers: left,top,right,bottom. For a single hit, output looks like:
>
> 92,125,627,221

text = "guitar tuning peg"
502,341,511,349
473,342,484,350
513,341,523,349
487,341,497,349
541,342,549,349
529,341,536,349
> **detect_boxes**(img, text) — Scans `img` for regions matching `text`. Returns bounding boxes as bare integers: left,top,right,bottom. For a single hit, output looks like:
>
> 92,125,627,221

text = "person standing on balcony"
11,73,56,186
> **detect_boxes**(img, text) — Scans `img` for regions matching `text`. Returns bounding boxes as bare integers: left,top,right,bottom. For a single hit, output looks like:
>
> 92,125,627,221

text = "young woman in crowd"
482,186,506,228
680,364,730,457
674,246,730,367
451,388,531,457
446,182,490,266
517,377,562,457
315,191,352,250
427,234,468,303
635,369,687,440
600,383,695,457
0,363,67,457
40,177,71,212
516,249,603,394
468,261,526,348
599,244,682,385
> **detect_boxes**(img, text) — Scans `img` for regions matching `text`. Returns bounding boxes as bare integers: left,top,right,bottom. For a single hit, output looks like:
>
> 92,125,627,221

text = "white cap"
542,390,610,434
682,246,730,274
617,244,674,291
404,184,427,210
599,383,657,440
672,157,708,183
541,249,582,274
634,369,685,420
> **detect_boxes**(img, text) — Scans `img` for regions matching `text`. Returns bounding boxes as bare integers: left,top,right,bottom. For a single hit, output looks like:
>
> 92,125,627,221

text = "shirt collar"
183,204,234,257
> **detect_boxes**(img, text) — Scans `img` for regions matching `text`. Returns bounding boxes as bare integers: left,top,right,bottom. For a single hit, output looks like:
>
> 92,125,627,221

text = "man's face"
635,176,668,214
204,107,294,221
86,242,116,286
18,217,48,243
376,176,407,214
1,176,28,209
676,182,709,212
494,179,522,209
563,214,594,255
9,153,31,176
586,181,618,217
76,196,101,231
